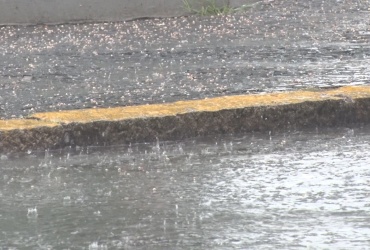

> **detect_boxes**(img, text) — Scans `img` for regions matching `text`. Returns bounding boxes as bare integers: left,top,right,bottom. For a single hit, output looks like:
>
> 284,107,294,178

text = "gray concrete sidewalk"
0,0,369,119
0,0,255,25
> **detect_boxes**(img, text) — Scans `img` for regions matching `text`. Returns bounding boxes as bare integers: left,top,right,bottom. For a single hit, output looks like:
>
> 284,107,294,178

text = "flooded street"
1,0,370,118
1,125,370,249
1,0,370,248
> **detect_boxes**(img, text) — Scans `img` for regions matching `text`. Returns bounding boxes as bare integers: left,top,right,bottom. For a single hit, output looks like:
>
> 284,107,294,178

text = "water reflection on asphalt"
1,0,370,118
1,125,370,249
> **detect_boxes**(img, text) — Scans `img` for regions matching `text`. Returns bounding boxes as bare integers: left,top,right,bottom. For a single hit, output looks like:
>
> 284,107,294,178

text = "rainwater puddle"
1,125,370,249
1,0,370,118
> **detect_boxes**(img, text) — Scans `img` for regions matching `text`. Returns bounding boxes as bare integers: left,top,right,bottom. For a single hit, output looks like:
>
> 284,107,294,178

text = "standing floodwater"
1,125,370,249
1,0,370,119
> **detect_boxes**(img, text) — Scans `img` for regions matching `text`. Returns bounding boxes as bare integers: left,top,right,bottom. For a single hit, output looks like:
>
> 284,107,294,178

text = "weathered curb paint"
1,86,370,153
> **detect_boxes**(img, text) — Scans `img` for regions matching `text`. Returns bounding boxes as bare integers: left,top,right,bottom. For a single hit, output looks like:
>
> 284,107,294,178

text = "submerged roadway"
0,0,369,119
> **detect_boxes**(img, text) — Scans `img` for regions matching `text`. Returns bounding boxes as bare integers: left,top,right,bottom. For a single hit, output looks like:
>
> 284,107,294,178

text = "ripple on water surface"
1,126,370,249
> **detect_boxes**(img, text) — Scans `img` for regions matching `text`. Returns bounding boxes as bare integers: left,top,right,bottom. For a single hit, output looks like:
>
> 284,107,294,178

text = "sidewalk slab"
1,86,370,153
0,0,254,25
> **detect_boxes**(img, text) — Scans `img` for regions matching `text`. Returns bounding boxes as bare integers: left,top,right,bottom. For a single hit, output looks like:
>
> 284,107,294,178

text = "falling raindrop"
63,196,71,206
27,207,38,219
88,242,107,250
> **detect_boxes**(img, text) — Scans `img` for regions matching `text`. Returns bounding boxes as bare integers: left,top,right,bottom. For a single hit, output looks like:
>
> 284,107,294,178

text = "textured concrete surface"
0,0,256,25
1,86,370,153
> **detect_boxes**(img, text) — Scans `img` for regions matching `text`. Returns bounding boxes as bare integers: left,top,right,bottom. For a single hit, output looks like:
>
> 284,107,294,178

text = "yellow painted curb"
1,85,370,153
0,119,59,131
29,86,370,124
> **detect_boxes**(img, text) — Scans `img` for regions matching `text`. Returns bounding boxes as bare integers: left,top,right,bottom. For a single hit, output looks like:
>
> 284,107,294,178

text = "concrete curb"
1,86,370,153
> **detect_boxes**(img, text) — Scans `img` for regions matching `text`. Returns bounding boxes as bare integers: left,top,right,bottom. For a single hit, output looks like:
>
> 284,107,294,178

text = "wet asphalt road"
2,125,370,249
0,0,370,119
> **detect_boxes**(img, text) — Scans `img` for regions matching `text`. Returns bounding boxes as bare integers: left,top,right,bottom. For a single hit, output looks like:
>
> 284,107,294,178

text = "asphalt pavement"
0,0,369,119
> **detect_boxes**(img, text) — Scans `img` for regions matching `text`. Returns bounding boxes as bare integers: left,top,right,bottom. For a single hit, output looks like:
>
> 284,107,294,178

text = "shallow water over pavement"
1,0,370,118
1,125,370,249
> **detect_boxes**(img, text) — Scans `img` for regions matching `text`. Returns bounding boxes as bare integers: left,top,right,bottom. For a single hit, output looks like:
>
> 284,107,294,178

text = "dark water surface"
1,125,370,249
